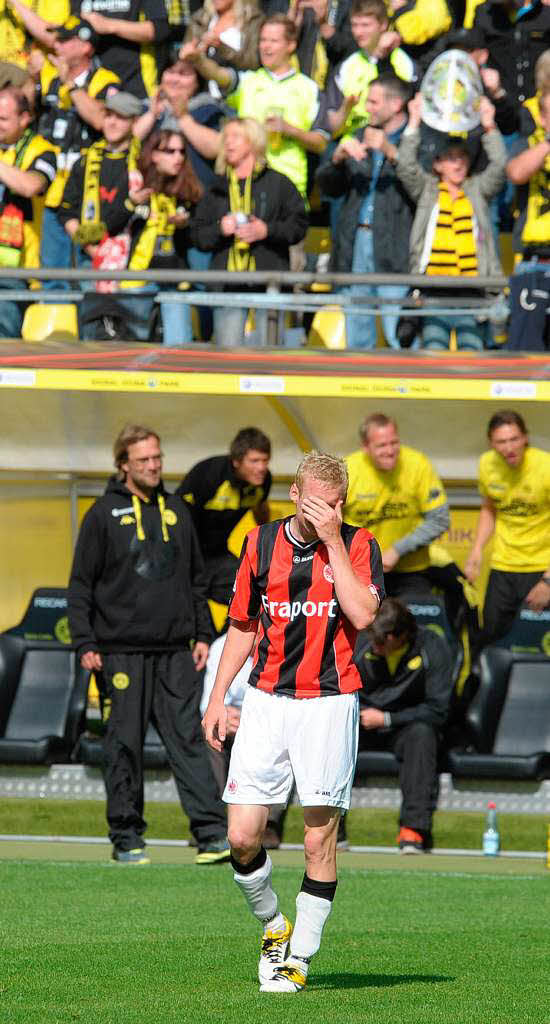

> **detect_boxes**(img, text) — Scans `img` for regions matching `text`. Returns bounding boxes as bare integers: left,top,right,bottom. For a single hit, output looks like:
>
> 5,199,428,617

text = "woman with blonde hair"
190,116,308,347
184,0,262,92
519,49,550,134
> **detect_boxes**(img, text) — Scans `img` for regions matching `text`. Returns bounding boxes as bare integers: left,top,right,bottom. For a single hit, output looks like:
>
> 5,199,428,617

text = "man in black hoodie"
68,423,229,865
355,597,453,854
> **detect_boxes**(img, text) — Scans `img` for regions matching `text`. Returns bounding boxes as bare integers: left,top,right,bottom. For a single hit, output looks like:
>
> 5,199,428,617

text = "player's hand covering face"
301,495,343,544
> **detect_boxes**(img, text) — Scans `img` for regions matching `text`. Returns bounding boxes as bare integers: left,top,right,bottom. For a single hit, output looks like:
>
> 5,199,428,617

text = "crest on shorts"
227,779,238,793
323,564,335,583
113,672,130,690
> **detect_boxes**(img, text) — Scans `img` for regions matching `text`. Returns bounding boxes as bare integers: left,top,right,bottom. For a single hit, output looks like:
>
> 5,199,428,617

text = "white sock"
233,854,278,925
290,890,333,960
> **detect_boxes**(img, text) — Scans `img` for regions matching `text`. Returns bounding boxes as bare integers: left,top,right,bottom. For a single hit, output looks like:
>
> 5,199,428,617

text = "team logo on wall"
323,564,335,583
113,672,130,690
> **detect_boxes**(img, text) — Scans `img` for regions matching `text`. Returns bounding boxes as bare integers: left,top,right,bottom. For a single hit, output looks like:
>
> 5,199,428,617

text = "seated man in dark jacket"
356,597,454,853
316,73,414,349
189,115,309,347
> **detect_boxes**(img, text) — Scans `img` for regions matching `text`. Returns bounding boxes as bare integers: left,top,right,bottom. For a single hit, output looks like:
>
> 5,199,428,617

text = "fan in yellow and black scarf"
58,89,142,339
190,116,308,347
396,91,506,352
118,125,204,344
35,16,122,289
420,148,487,352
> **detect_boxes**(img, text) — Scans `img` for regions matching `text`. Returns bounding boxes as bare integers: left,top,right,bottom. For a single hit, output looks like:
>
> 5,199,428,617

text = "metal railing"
0,267,509,345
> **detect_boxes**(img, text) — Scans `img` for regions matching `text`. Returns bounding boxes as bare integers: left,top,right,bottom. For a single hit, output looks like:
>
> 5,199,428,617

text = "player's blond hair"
294,451,348,498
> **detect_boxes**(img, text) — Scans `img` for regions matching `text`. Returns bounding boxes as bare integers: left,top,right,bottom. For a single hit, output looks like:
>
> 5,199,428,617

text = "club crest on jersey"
323,564,335,583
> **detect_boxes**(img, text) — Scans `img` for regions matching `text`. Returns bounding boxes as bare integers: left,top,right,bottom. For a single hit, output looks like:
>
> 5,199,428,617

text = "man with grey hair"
344,412,449,599
68,424,230,866
202,450,384,993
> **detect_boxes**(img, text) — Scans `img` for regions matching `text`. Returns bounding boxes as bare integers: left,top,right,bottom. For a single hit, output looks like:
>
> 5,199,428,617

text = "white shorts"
223,686,359,810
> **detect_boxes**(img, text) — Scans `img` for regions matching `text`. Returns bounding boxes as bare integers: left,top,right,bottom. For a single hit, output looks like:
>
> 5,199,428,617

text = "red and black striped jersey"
229,517,384,699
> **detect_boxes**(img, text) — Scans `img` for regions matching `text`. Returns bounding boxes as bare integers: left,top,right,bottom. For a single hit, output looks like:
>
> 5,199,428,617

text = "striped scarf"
227,168,256,272
426,183,478,277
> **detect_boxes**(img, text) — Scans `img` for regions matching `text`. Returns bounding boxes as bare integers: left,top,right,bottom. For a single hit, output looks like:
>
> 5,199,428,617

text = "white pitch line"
0,835,544,859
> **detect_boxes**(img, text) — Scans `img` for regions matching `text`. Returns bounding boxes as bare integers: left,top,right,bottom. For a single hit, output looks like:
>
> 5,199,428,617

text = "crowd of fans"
2,0,550,348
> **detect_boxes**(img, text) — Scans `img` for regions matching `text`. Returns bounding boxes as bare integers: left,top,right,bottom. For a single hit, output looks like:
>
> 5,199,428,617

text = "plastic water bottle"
482,801,500,856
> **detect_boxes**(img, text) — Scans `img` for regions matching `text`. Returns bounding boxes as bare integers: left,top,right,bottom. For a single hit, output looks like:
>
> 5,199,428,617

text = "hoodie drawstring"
158,494,169,542
131,494,169,543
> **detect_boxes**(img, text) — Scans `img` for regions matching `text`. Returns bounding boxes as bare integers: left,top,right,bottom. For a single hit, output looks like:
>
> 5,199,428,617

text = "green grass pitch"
1,848,548,1024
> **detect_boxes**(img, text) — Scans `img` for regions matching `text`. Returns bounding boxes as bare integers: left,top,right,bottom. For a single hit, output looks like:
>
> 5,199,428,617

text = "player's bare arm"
202,620,257,751
301,495,379,630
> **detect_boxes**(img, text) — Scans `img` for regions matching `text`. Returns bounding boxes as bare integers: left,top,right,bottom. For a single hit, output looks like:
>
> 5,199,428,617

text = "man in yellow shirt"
344,412,449,598
180,15,329,202
465,409,550,646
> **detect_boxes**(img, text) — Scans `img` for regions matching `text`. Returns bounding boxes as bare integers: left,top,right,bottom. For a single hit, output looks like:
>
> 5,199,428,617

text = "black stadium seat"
403,594,462,684
497,602,550,656
355,749,399,779
0,589,89,764
448,647,550,781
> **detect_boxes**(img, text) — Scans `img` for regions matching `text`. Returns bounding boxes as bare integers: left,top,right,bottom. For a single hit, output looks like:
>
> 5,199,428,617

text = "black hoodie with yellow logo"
356,627,453,730
68,476,213,657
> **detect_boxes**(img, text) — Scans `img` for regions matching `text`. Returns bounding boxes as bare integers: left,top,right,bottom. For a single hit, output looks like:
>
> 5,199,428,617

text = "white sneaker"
258,915,292,983
260,958,309,993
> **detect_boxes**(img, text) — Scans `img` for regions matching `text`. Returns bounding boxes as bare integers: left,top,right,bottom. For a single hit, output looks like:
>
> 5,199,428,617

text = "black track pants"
100,650,227,851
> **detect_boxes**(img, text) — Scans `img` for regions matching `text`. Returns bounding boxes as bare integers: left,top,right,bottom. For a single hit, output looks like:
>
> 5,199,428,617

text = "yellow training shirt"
344,445,447,573
479,446,550,573
226,67,324,199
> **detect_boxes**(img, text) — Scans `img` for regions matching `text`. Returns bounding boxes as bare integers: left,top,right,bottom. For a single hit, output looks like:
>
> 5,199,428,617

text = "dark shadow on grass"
310,972,455,991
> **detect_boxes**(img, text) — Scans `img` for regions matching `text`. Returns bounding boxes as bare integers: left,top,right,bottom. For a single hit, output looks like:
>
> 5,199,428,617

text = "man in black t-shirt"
75,0,170,97
176,427,272,609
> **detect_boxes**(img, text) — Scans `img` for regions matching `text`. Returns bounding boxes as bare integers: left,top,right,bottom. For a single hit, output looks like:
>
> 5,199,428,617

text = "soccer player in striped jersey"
202,451,384,993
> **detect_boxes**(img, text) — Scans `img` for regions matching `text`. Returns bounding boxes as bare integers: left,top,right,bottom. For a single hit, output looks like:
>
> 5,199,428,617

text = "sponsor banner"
0,370,36,387
240,376,285,394
490,381,537,399
1,367,548,400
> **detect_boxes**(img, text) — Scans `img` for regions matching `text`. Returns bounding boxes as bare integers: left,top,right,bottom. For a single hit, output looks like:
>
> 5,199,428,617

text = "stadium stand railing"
0,266,509,347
